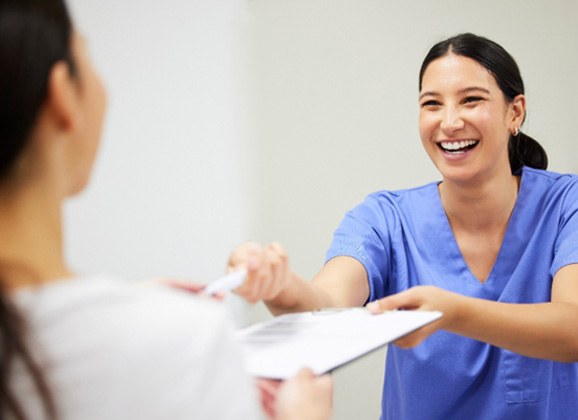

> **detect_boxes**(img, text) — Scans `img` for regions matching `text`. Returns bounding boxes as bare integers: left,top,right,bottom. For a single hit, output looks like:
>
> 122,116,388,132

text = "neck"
0,180,72,290
439,169,520,233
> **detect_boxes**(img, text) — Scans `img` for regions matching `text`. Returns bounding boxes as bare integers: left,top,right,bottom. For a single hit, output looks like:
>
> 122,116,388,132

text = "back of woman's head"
0,0,75,180
1,3,73,419
418,33,548,173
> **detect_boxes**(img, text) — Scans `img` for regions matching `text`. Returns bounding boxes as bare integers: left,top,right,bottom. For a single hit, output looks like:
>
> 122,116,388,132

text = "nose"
440,107,465,133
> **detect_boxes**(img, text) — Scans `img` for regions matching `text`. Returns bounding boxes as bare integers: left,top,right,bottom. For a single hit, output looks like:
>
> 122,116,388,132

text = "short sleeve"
325,193,394,300
551,178,578,277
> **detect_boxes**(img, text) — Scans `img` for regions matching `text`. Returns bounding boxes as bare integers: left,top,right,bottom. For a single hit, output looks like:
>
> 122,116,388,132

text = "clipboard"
235,308,442,379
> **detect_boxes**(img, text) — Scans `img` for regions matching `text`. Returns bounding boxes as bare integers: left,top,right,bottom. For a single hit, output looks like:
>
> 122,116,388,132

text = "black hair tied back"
509,131,548,174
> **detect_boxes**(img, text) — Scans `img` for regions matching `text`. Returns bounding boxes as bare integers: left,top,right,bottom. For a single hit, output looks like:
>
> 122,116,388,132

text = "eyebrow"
419,86,491,101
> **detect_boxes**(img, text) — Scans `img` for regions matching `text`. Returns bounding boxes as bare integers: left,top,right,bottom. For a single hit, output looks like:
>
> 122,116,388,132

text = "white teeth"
439,140,478,151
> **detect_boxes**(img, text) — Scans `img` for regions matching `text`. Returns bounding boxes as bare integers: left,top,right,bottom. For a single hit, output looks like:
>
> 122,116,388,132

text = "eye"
420,99,441,108
462,96,484,105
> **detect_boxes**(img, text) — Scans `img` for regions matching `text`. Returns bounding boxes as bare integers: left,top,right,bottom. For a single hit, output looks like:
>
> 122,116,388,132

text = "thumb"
366,290,414,314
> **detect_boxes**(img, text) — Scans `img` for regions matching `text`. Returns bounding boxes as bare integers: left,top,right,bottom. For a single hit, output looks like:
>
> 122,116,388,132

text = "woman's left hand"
366,285,461,348
141,278,225,301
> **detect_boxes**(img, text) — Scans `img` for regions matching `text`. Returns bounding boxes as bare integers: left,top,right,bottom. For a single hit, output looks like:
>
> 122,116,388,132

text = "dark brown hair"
419,33,548,173
1,0,76,418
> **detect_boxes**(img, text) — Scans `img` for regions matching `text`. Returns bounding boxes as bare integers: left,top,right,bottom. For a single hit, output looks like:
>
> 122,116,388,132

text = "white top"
12,276,260,420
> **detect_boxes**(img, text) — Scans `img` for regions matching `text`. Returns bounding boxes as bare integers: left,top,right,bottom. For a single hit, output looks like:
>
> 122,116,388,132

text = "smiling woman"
418,33,548,177
227,32,578,419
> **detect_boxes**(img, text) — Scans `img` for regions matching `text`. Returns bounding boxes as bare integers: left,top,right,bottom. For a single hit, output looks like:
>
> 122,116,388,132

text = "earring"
512,127,519,136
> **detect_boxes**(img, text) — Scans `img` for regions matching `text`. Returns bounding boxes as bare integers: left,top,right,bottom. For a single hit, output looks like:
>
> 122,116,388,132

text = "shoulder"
521,166,578,184
365,182,439,201
350,182,439,218
19,276,229,333
521,166,578,205
17,276,236,364
15,277,256,418
332,182,440,242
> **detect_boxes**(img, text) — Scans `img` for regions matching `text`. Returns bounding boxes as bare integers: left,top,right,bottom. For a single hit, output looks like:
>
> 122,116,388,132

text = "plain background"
67,1,578,419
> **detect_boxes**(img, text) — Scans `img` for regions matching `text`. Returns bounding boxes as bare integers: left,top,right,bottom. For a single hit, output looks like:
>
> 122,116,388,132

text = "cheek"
476,108,494,127
418,112,436,143
474,106,506,135
87,75,107,139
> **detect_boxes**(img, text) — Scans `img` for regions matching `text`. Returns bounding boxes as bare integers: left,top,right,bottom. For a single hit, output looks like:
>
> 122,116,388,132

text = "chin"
437,165,479,185
67,176,92,197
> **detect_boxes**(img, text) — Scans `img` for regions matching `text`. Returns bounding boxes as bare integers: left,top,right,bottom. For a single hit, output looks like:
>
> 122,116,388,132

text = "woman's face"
418,53,517,185
66,32,107,195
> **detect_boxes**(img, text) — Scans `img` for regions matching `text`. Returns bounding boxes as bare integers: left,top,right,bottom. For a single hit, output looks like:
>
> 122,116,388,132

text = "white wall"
63,1,578,419
65,0,252,286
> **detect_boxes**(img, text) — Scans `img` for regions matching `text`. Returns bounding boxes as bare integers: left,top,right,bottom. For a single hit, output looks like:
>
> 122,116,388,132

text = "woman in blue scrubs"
228,33,578,419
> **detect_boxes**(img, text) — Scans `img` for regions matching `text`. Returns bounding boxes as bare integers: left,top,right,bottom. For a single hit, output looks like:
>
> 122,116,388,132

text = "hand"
227,241,292,303
144,278,224,301
366,285,458,348
256,378,282,419
259,369,332,420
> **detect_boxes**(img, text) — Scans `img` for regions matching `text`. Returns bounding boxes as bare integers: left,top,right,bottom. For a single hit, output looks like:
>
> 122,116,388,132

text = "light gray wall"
64,0,578,419
246,1,578,419
65,0,252,285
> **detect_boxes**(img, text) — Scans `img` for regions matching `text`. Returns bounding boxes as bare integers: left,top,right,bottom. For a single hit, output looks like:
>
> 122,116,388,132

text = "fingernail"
366,302,379,313
248,256,259,270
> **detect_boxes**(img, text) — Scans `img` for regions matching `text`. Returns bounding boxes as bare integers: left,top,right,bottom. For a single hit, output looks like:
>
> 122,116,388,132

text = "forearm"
264,272,336,316
451,295,578,362
264,257,370,316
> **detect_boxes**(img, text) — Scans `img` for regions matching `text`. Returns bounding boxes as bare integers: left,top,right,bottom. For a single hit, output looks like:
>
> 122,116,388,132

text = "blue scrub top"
326,167,578,419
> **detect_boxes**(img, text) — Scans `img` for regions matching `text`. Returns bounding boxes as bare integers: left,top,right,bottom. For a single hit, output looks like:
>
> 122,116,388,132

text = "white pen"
204,269,247,295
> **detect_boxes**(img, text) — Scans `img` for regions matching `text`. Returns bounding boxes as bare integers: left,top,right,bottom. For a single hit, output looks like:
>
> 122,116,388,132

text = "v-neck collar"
430,169,527,296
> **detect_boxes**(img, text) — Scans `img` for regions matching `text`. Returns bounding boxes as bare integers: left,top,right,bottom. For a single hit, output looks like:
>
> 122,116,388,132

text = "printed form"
236,308,442,379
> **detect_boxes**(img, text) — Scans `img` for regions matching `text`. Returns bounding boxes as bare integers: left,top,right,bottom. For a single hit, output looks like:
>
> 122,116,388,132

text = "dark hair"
418,33,548,173
1,0,76,418
0,0,76,178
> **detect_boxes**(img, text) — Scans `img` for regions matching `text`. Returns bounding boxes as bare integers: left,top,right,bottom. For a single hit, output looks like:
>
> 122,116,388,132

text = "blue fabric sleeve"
325,193,392,301
551,178,578,277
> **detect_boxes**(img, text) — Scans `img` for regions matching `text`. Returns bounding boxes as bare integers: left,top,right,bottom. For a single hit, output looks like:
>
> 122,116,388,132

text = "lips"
437,139,479,154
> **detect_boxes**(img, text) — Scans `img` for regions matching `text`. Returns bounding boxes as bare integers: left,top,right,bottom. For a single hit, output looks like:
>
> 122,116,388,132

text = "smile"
437,139,479,154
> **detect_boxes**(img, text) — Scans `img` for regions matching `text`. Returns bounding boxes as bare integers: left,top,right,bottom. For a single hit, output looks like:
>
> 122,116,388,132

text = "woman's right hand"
257,369,333,420
274,369,333,420
227,241,292,304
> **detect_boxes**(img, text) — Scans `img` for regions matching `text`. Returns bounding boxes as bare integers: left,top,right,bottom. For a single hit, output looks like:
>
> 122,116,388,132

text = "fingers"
150,278,227,301
393,322,439,348
294,368,333,398
228,242,265,303
365,286,447,349
256,378,282,419
366,289,417,313
261,242,289,300
275,369,333,420
228,241,290,304
227,241,261,272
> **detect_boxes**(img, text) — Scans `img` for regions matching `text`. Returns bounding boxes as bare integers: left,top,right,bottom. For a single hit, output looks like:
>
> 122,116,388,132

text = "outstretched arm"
367,264,578,362
227,242,369,315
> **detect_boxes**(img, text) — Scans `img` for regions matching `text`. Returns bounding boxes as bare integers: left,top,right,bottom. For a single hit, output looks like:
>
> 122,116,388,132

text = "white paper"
235,309,442,379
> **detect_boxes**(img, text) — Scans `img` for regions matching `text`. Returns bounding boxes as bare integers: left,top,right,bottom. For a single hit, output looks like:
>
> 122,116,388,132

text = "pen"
204,269,247,295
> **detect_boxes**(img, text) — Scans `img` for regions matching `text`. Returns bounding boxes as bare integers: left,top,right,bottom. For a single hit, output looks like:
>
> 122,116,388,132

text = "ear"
510,94,526,131
43,61,80,134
